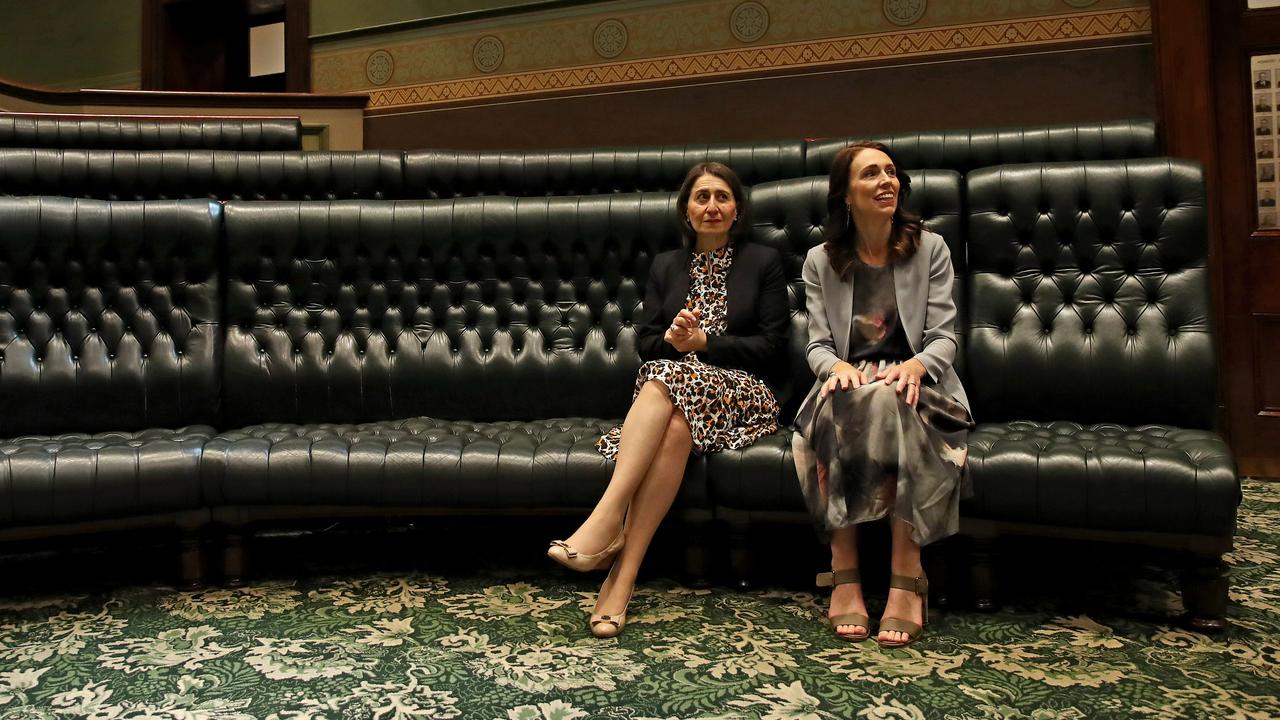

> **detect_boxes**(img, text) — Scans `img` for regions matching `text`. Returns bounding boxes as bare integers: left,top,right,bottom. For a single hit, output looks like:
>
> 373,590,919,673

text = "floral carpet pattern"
1,482,1278,719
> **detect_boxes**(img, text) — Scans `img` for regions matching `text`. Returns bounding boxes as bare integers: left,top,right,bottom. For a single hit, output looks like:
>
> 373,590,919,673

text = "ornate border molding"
364,8,1150,111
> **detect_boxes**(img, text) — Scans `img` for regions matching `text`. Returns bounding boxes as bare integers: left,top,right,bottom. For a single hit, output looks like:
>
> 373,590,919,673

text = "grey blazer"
796,229,970,419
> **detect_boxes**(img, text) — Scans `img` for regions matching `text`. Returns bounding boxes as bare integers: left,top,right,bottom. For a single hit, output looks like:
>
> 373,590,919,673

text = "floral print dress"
597,246,779,458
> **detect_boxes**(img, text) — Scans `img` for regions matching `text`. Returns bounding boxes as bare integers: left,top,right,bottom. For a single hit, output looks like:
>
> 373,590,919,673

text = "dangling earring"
846,205,853,227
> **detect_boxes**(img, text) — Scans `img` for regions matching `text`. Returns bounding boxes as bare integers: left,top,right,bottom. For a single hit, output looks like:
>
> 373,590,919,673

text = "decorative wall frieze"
355,7,1150,111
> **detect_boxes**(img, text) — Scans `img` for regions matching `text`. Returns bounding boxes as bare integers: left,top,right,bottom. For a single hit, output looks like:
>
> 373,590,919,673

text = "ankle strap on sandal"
888,574,928,595
816,568,861,587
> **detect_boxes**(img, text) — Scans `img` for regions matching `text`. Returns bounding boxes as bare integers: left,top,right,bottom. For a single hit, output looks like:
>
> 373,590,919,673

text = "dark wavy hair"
823,141,922,280
676,161,749,247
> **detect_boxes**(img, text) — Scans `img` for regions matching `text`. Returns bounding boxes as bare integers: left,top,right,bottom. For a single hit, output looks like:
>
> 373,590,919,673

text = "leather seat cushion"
0,427,213,528
965,421,1239,536
203,417,708,510
705,429,805,512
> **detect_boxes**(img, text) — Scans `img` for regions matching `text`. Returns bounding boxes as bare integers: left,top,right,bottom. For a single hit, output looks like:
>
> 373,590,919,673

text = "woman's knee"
664,410,693,450
863,381,902,413
638,380,673,404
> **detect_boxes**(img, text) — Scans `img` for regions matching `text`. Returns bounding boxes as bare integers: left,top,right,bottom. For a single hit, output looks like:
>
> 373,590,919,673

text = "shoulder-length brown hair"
676,161,749,248
823,141,922,280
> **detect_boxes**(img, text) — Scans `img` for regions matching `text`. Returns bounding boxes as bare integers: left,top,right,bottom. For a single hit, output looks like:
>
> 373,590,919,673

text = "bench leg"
223,527,246,588
1180,552,1229,633
179,527,205,590
923,538,952,610
683,514,713,589
722,510,752,589
970,535,998,612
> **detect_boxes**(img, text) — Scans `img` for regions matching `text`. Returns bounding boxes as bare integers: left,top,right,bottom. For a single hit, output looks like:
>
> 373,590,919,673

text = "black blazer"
636,242,789,388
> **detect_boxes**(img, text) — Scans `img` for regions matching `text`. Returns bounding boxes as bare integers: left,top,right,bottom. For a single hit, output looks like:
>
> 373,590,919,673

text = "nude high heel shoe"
590,572,634,639
547,528,625,572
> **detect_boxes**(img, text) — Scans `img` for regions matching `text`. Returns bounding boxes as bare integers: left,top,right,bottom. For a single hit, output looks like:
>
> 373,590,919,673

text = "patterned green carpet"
1,481,1278,719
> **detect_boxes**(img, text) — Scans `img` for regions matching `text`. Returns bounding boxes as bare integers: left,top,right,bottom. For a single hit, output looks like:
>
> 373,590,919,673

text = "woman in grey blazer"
793,141,972,648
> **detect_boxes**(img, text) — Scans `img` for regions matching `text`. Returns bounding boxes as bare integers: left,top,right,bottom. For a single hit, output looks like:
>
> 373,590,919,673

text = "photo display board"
1252,54,1280,228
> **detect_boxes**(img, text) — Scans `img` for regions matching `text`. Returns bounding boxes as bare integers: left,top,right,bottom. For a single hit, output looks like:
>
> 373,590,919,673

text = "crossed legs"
563,380,693,617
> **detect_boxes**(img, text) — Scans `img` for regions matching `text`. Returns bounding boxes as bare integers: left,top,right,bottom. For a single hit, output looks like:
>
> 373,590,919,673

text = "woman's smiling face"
846,147,900,221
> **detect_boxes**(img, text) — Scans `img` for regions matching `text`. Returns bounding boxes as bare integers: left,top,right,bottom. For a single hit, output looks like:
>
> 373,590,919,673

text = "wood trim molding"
310,0,599,42
0,76,366,109
0,110,303,121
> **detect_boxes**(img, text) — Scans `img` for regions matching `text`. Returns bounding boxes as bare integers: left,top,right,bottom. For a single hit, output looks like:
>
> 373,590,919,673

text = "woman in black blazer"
548,162,789,637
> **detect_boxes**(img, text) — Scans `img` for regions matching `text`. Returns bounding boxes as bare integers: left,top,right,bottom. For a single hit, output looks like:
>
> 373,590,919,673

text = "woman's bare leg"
594,411,692,617
564,380,677,553
879,516,925,644
825,454,868,637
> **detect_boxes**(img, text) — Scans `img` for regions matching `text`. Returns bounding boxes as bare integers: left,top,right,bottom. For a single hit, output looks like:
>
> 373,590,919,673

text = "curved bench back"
0,115,302,151
403,141,806,198
964,158,1214,428
0,150,404,201
0,197,222,435
805,120,1158,176
220,167,964,428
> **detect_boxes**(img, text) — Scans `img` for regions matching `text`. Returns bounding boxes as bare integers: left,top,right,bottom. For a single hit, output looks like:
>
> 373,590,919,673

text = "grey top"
847,262,913,364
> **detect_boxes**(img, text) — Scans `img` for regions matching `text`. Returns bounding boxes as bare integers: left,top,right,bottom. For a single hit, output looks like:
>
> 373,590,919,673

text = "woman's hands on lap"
820,358,929,406
820,361,867,399
664,308,707,353
875,358,928,407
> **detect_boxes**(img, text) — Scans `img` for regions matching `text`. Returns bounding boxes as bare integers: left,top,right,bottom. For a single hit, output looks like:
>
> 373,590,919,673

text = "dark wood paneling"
1200,0,1280,476
286,0,311,93
140,0,313,94
1255,315,1280,416
141,0,163,91
365,44,1156,149
1251,232,1280,312
1152,0,1218,161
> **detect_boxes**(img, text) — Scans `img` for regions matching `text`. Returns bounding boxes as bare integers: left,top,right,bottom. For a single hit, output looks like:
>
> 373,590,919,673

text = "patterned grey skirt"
792,359,973,546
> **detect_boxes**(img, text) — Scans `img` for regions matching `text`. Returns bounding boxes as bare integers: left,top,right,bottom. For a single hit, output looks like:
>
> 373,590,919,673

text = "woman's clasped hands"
664,307,707,353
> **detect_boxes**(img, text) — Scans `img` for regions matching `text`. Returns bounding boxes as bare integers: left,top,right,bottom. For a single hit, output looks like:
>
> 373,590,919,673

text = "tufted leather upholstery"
0,137,1238,585
0,150,403,201
402,142,806,198
805,119,1158,176
0,197,221,529
0,197,222,436
202,417,706,509
959,159,1238,538
964,159,1213,428
220,196,680,426
0,115,302,151
0,427,213,528
965,422,1237,536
